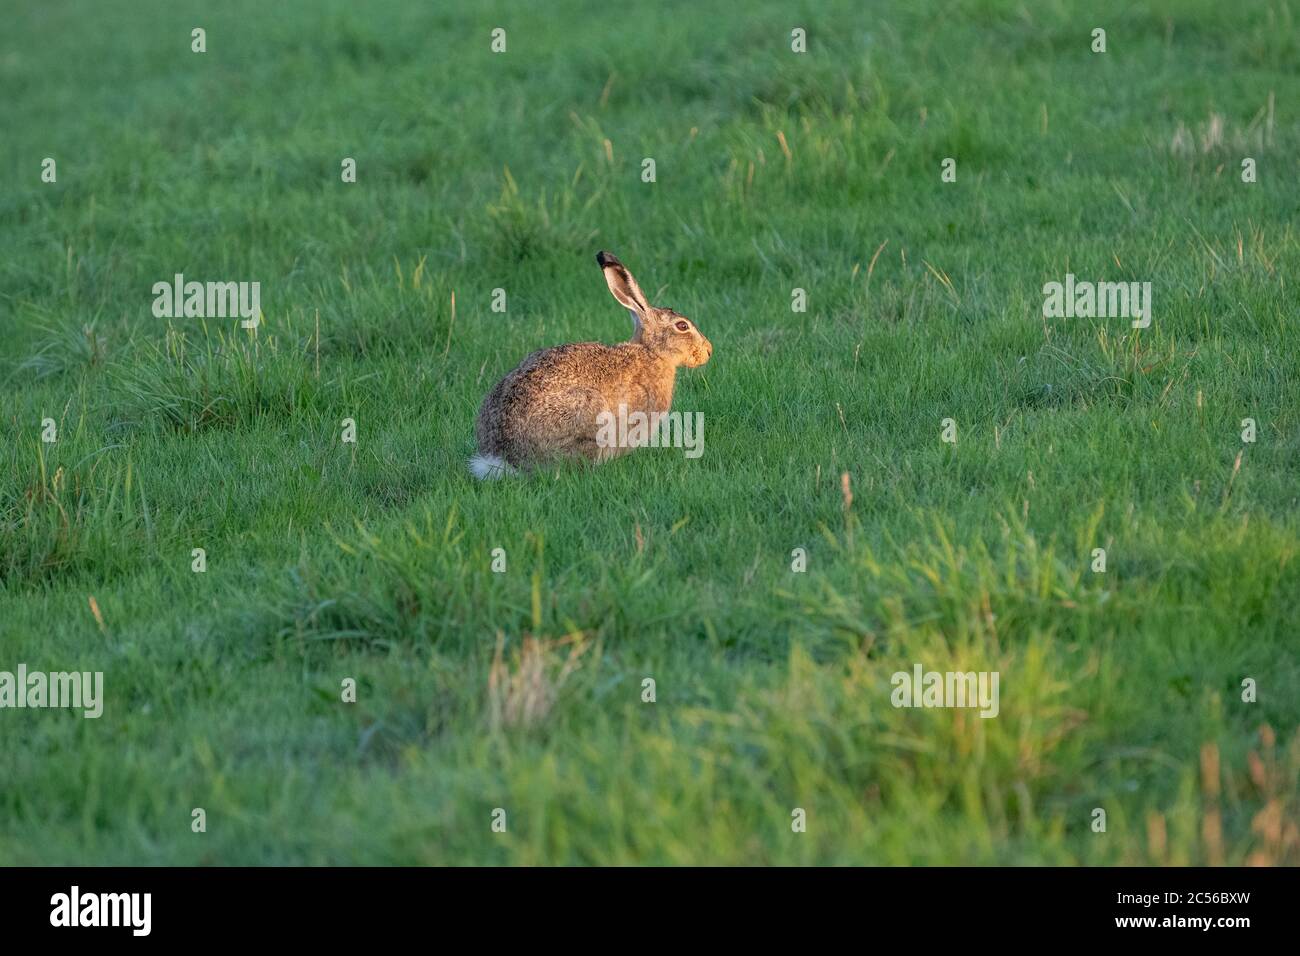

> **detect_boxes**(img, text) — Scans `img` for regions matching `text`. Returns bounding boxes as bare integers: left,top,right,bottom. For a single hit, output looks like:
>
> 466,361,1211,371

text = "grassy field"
2,0,1298,865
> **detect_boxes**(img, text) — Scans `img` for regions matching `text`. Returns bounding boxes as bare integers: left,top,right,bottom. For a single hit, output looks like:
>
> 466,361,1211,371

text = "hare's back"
504,341,634,392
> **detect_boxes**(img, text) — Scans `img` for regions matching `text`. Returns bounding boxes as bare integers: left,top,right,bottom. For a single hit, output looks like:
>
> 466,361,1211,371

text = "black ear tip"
596,250,621,268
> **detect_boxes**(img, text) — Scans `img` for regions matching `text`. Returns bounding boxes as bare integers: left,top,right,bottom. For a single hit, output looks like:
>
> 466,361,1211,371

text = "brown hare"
470,251,711,478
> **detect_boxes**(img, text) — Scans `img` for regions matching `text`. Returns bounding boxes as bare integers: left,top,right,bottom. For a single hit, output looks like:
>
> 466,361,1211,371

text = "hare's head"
597,251,712,368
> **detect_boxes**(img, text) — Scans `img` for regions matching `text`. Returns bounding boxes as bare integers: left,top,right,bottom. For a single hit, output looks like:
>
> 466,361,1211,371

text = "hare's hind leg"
510,387,610,464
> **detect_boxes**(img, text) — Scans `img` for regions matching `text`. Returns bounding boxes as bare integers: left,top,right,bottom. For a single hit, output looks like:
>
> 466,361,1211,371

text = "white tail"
469,453,517,480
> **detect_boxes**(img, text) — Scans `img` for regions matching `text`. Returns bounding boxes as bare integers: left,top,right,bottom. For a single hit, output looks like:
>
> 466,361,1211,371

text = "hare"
470,251,711,478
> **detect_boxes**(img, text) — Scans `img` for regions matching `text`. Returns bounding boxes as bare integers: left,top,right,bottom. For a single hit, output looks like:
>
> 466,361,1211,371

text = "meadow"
1,0,1297,865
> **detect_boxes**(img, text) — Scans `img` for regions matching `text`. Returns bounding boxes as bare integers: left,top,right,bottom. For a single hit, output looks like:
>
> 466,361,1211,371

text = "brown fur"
473,252,711,472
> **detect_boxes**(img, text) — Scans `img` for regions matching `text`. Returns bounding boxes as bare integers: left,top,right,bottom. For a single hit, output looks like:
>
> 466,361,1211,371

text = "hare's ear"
596,251,652,335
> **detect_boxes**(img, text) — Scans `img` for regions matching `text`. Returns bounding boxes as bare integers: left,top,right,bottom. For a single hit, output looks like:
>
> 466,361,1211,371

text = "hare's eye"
674,320,691,332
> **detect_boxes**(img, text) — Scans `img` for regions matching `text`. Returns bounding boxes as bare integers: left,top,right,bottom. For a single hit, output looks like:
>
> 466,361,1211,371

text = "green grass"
2,0,1298,865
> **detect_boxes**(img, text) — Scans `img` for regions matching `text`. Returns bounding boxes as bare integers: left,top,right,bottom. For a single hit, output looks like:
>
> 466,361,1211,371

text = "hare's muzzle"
691,335,713,368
